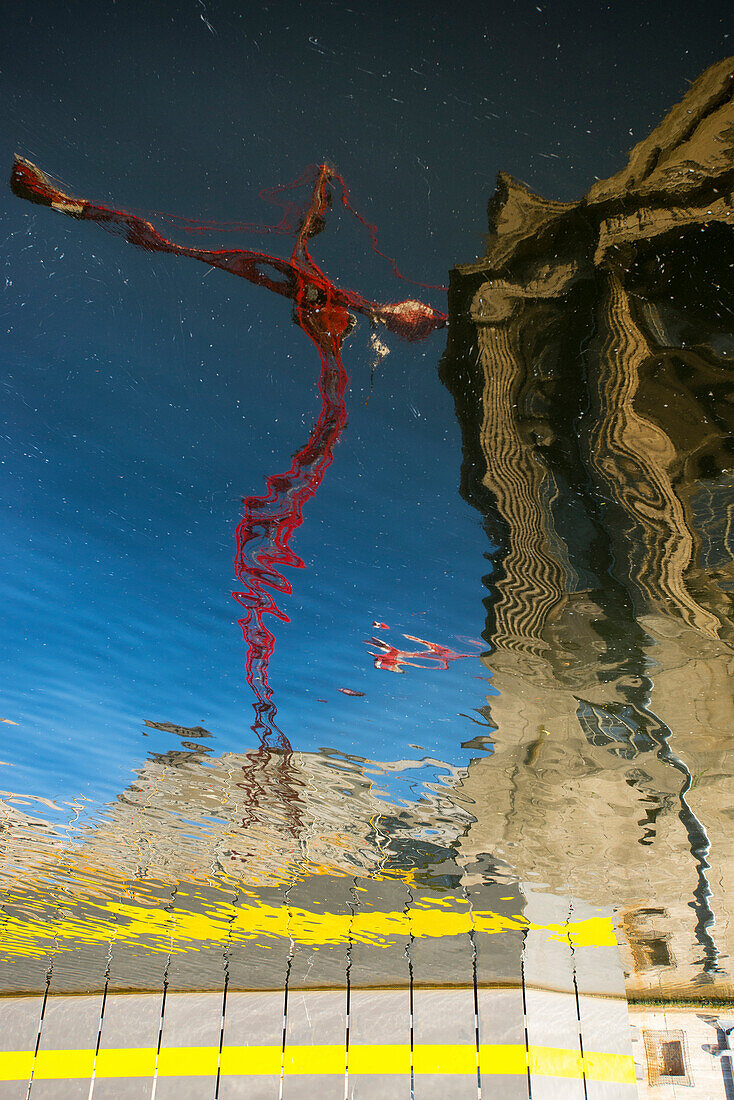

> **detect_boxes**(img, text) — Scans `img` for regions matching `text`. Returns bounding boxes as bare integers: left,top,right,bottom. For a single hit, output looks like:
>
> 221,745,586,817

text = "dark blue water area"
0,204,492,812
0,0,730,820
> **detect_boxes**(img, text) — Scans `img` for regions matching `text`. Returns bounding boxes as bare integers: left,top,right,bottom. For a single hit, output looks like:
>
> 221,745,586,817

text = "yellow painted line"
0,892,617,958
348,1045,411,1075
0,1052,33,1081
413,1044,478,1075
156,1046,219,1077
529,1045,579,1079
477,1044,527,1076
0,1044,635,1082
219,1046,283,1076
582,1049,638,1085
284,1045,345,1075
96,1048,157,1078
31,1049,96,1081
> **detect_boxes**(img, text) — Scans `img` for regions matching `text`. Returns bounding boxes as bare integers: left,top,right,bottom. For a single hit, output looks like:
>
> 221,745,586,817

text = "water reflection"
442,55,734,1000
1,57,733,1042
11,158,446,758
0,725,516,994
1,731,469,893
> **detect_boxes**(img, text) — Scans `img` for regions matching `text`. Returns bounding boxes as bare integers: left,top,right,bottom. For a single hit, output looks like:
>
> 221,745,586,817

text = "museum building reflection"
441,55,734,1001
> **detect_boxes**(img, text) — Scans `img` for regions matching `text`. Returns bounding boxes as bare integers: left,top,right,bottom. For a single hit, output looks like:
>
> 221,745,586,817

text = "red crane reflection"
366,633,481,674
232,165,353,752
11,158,447,759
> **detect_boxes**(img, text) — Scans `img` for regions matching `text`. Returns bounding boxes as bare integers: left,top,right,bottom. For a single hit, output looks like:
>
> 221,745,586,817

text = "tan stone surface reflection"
0,742,472,896
442,56,734,1001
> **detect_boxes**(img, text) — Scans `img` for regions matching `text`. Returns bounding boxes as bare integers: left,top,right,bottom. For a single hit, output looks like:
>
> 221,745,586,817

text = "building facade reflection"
441,56,734,1002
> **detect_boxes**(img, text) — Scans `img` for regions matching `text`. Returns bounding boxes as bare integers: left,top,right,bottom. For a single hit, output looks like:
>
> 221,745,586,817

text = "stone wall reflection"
0,737,473,896
442,56,734,1001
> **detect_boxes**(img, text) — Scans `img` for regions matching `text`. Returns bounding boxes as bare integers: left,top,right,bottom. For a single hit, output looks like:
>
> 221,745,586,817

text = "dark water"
1,0,733,1022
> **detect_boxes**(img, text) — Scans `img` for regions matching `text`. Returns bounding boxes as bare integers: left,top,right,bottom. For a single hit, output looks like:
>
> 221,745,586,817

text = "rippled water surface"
2,4,734,1094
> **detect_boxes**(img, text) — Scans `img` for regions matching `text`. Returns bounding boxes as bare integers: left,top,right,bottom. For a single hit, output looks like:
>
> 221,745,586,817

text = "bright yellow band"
0,1043,635,1083
0,895,618,958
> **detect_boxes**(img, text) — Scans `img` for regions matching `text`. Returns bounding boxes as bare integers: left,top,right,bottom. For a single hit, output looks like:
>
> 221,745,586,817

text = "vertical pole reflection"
640,691,721,977
577,686,721,977
25,969,50,1100
215,886,238,1100
519,934,532,1100
405,885,416,1100
463,883,482,1100
344,877,359,1100
87,956,110,1100
567,901,589,1100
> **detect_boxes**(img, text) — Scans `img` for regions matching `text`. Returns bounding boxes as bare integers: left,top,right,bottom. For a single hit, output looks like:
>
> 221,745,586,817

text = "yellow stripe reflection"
0,895,617,958
0,1044,635,1084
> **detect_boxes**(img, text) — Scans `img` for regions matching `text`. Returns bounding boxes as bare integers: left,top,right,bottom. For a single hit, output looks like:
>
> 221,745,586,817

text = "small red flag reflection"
366,633,481,674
